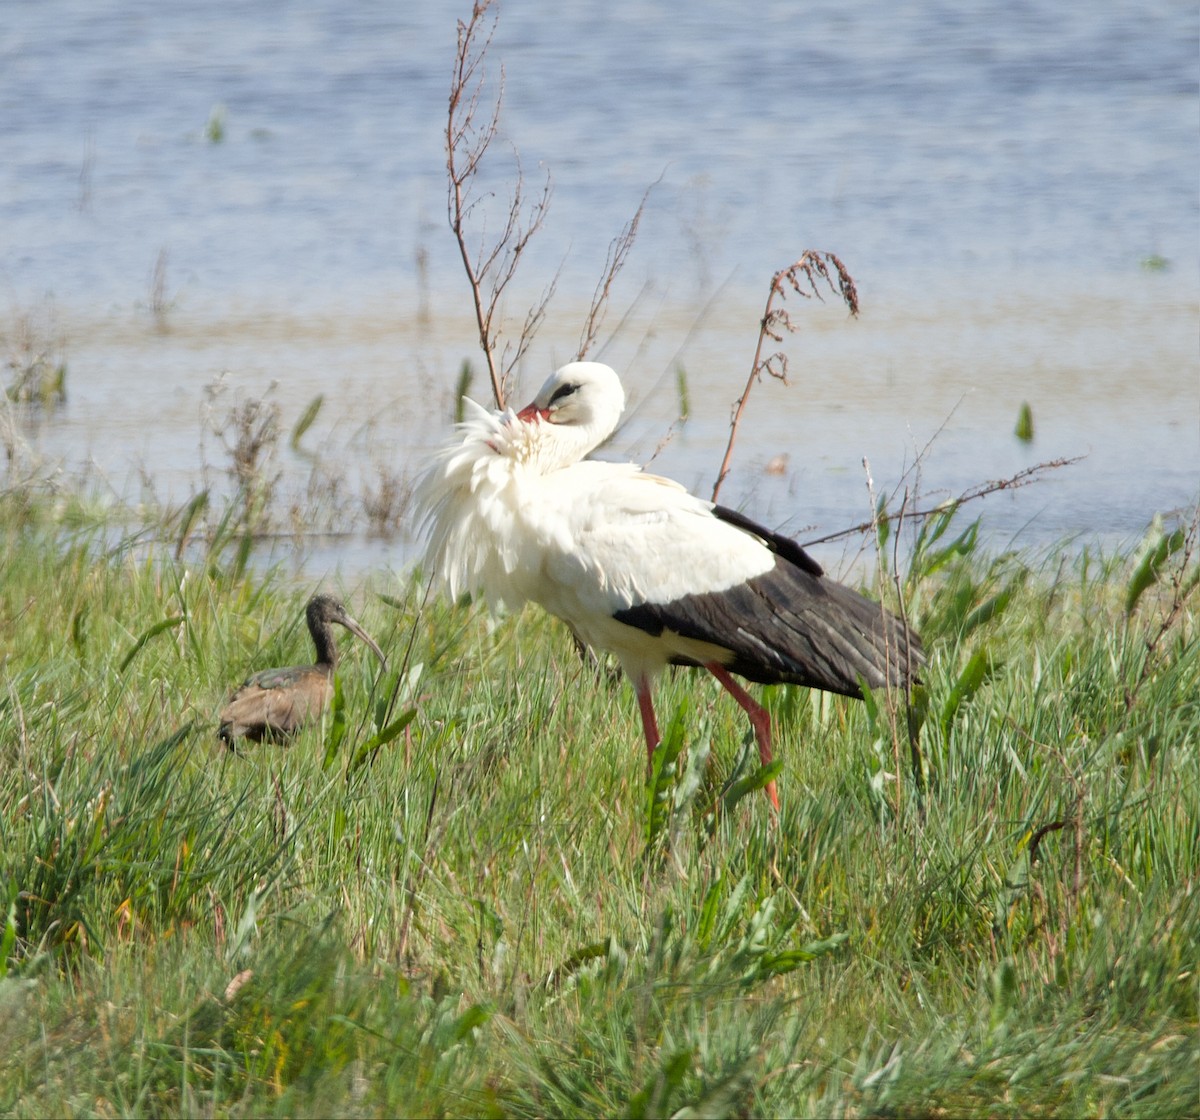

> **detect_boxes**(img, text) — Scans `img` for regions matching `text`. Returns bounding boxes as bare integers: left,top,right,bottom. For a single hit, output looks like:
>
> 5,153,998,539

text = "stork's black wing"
614,507,921,696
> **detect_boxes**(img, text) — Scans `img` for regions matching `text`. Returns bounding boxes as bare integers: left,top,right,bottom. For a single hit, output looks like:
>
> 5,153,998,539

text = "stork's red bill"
414,361,923,809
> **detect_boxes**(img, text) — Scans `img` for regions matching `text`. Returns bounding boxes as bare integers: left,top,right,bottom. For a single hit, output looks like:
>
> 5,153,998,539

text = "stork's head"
513,362,626,468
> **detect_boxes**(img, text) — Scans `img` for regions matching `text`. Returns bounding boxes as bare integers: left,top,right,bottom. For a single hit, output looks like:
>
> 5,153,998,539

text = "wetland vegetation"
0,471,1195,1117
2,4,1196,1113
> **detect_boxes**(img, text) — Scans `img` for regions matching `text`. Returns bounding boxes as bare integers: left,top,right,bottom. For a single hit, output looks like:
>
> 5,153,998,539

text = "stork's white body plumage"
415,362,923,807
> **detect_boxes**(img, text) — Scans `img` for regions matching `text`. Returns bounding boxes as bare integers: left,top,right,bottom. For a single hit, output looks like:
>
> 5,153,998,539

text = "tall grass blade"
289,394,324,451
1015,401,1034,441
875,490,891,558
939,648,996,738
960,568,1029,636
1125,516,1186,615
0,886,17,979
542,937,617,991
454,361,474,424
228,889,260,962
762,931,849,976
675,363,690,421
70,605,88,658
118,615,184,673
348,707,418,774
173,489,209,559
322,676,347,770
696,877,724,952
910,508,978,584
645,702,687,849
721,759,782,812
233,529,254,580
627,1048,692,1119
988,957,1019,1036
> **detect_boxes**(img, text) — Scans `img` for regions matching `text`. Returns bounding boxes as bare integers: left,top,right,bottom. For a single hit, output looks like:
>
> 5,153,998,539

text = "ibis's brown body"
218,594,386,745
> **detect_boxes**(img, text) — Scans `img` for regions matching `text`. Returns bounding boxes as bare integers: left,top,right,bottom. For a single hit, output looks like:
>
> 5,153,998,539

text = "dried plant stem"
889,486,924,808
446,2,649,405
446,0,552,408
577,182,655,361
712,252,858,502
864,459,903,820
865,460,921,820
801,456,1085,549
446,3,502,403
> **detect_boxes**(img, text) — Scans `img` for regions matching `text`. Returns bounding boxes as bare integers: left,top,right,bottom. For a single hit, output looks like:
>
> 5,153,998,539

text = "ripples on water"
2,0,1197,576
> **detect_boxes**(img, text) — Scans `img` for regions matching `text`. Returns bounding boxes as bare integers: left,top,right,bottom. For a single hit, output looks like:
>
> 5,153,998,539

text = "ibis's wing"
218,669,331,742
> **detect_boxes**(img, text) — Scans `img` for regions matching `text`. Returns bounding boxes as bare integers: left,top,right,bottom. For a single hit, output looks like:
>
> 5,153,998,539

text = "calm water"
2,0,1197,576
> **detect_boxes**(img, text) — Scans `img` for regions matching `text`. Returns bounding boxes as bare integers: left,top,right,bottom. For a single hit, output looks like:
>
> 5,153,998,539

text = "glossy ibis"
414,361,923,808
218,593,387,746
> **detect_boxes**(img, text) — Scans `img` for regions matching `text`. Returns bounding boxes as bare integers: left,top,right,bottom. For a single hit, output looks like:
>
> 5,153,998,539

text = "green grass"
1,484,1197,1117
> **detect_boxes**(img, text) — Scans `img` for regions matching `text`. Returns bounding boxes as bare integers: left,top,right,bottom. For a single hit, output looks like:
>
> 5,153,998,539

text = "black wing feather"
711,504,823,576
615,509,922,697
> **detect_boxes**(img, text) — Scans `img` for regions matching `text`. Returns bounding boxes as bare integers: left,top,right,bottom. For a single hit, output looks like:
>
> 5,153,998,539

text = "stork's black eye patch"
548,382,578,405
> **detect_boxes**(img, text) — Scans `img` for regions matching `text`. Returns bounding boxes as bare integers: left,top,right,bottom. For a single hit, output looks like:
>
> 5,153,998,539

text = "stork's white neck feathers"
414,362,629,609
510,361,625,472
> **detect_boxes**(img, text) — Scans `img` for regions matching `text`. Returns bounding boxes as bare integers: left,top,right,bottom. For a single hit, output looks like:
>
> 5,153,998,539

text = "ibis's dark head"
305,594,387,670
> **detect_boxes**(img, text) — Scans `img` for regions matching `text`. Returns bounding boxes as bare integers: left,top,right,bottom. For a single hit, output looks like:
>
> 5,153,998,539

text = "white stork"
414,361,923,809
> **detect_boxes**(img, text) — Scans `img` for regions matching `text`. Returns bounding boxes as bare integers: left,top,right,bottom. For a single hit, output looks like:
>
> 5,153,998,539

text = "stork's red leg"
705,663,781,811
635,676,660,773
